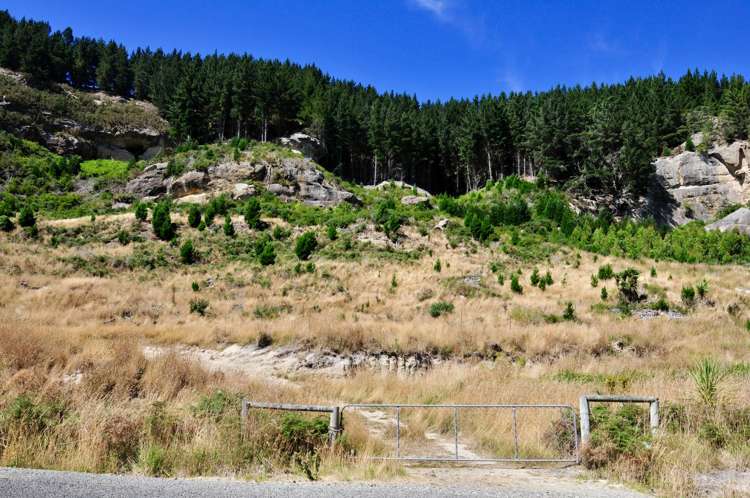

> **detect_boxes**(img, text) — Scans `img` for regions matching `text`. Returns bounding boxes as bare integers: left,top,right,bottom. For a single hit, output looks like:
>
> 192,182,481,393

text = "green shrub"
253,304,292,319
244,198,261,229
134,202,148,222
696,279,709,299
140,445,170,477
18,206,35,227
189,299,209,316
0,215,15,231
590,275,599,287
188,206,201,228
530,268,540,287
433,259,441,272
562,302,576,321
223,215,235,237
295,232,318,260
689,358,726,408
685,136,696,152
651,298,669,311
117,229,130,245
650,266,657,277
180,240,195,264
151,202,175,241
326,224,337,240
272,225,289,240
510,274,523,294
543,271,553,286
600,287,608,301
191,281,199,292
497,274,505,286
681,285,696,306
429,301,454,318
258,242,276,266
597,264,614,280
614,268,640,303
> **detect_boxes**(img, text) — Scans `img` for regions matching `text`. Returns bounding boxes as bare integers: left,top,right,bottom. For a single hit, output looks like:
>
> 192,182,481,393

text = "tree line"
1,10,749,195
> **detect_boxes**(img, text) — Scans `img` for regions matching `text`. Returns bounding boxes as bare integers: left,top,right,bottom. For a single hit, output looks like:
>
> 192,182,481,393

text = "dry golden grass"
1,215,749,495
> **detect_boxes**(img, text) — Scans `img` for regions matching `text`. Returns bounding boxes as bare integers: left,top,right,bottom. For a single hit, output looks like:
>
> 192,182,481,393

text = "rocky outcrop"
125,155,358,207
0,68,168,160
648,142,749,225
278,133,324,162
365,180,432,198
401,195,431,206
706,207,750,235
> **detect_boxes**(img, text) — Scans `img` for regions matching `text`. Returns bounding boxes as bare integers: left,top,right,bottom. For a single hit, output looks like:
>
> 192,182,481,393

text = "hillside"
1,9,750,498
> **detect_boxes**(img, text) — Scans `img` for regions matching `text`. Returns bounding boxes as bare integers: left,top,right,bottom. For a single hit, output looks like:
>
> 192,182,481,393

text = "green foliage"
589,404,650,459
650,266,657,277
429,301,454,318
180,239,195,264
295,231,318,261
530,268,540,286
189,298,209,316
433,259,441,272
510,274,523,294
590,275,599,287
685,136,696,152
689,358,726,408
696,279,709,299
80,159,129,180
187,205,201,228
614,268,640,303
597,264,614,280
18,206,36,227
373,198,404,240
562,302,576,321
253,304,292,319
151,201,175,241
222,215,235,237
681,285,696,306
600,287,608,301
258,241,276,266
244,198,262,229
134,202,148,222
0,215,14,232
191,281,199,292
116,229,130,245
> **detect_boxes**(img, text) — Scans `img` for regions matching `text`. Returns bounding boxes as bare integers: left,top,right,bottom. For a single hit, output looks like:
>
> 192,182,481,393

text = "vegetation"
295,232,318,261
151,202,174,241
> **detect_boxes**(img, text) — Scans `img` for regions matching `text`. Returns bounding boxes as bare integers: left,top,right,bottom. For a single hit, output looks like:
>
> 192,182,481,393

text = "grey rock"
401,195,431,206
366,180,432,198
231,183,256,201
167,170,207,197
268,183,295,196
706,207,750,235
434,218,450,230
125,163,167,197
278,132,324,161
96,143,135,162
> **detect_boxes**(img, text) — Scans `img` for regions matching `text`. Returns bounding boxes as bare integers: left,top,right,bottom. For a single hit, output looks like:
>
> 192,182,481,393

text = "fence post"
579,396,590,445
240,399,248,441
329,406,340,446
649,399,659,436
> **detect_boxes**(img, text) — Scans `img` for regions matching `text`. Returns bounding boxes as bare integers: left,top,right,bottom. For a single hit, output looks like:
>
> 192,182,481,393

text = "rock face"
365,180,432,198
0,68,168,160
125,155,358,207
278,133,324,162
648,142,749,225
706,207,750,235
401,195,431,206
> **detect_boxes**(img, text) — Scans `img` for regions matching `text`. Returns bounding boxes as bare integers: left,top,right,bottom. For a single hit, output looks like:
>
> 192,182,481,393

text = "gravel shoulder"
0,466,651,498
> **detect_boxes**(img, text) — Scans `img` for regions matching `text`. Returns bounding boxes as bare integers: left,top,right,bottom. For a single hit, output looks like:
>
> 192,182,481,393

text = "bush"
295,232,318,260
134,202,148,222
223,215,235,237
562,302,576,321
651,298,669,311
244,198,261,229
180,240,195,264
614,268,640,303
530,268,540,286
429,301,454,318
117,229,130,245
258,242,276,266
191,281,199,292
433,259,441,272
510,274,523,294
0,215,14,232
600,287,608,301
681,285,696,306
326,224,337,240
151,202,175,241
597,264,614,280
187,206,201,228
18,206,35,227
696,279,709,299
685,136,696,152
189,299,209,316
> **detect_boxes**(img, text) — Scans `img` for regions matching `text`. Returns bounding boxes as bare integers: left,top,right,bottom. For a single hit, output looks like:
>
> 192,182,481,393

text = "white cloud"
413,0,449,18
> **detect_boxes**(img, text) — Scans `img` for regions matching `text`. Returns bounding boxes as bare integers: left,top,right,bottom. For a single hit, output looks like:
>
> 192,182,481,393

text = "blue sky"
4,0,749,102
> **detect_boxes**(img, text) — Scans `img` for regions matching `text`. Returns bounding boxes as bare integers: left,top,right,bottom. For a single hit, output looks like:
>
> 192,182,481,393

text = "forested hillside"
1,10,749,196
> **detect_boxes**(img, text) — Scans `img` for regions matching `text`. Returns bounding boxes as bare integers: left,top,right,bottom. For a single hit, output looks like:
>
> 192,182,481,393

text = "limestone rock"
175,193,209,205
705,207,750,236
365,180,432,198
401,195,431,206
231,183,256,201
167,170,207,197
278,132,324,161
125,163,167,197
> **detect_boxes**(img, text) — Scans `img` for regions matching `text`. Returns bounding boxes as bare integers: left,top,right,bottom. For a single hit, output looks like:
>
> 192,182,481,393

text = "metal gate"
342,403,579,464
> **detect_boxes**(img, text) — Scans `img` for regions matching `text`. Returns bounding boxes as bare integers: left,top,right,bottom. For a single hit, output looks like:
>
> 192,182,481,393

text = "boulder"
167,170,207,197
434,218,450,231
175,193,209,205
365,180,432,198
97,143,135,162
125,163,167,197
268,183,295,196
705,207,750,236
401,195,431,207
231,183,256,201
710,141,750,176
278,133,324,161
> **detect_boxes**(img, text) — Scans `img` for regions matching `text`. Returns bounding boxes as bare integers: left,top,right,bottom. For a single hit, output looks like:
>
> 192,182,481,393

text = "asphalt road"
0,467,650,497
